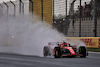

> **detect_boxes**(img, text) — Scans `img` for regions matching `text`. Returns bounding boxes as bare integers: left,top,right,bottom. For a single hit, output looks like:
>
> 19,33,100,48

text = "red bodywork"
61,47,76,56
46,42,87,57
48,42,79,57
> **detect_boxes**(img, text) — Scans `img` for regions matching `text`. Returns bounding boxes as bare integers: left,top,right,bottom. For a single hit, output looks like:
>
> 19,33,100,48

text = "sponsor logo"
80,39,95,46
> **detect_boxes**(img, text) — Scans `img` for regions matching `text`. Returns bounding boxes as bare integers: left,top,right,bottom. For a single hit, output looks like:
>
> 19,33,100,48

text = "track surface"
0,52,100,67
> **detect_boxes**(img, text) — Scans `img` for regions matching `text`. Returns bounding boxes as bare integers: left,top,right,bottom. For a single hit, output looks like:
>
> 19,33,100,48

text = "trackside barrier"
66,37,100,48
99,37,100,48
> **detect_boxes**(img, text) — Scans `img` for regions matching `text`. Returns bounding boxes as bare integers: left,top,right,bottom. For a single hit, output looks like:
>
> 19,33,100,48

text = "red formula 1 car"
43,41,88,58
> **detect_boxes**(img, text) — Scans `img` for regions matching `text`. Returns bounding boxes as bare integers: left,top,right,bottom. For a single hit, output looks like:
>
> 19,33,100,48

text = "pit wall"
66,37,100,48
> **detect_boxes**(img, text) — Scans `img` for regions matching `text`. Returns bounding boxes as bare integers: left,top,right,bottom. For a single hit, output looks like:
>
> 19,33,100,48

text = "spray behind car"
0,14,86,57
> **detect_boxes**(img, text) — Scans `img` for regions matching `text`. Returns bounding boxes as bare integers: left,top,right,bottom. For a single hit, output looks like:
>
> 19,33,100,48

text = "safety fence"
0,0,29,16
0,0,100,37
53,0,100,37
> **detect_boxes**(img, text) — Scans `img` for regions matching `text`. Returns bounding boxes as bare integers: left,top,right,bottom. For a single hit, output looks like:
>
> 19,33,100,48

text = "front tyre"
79,46,86,58
54,47,61,58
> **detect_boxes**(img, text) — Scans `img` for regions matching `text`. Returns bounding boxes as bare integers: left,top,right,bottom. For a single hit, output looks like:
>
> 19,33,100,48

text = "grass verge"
87,48,100,52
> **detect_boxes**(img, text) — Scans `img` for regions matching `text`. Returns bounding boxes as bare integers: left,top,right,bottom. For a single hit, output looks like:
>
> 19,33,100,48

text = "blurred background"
0,0,100,56
0,0,100,37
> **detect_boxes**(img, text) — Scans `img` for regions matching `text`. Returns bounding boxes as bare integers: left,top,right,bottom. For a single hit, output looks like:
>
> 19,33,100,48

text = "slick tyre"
79,46,86,58
54,47,61,58
43,46,51,57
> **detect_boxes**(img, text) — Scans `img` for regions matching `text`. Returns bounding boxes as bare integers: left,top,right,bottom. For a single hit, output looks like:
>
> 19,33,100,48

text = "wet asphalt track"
0,52,100,67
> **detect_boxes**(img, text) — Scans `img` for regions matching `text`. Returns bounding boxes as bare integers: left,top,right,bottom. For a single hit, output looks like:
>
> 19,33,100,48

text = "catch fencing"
53,0,100,37
0,0,100,37
0,0,29,16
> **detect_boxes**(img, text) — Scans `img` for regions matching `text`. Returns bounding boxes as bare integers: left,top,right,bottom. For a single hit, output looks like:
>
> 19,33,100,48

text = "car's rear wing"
48,42,71,46
48,42,62,45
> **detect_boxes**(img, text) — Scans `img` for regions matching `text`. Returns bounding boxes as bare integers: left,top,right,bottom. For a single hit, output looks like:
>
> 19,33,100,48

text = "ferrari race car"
43,41,88,58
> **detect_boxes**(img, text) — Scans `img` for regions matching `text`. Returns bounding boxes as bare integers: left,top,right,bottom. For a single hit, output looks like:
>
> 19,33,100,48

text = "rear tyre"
43,46,51,57
79,46,86,58
54,47,61,58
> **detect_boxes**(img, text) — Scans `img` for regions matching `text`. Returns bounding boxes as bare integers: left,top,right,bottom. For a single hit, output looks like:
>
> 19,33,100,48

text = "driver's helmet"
57,42,59,46
63,39,65,42
62,39,66,43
